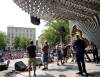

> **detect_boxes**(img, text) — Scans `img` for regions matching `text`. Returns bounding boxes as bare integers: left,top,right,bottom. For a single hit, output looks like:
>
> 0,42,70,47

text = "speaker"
0,63,7,71
30,16,40,25
15,61,27,71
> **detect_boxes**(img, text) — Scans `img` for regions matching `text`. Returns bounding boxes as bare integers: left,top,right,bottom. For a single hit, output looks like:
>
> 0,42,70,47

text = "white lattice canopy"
13,0,100,21
13,0,100,48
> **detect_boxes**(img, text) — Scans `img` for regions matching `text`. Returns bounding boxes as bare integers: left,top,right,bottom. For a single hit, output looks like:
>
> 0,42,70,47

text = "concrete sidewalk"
0,58,100,77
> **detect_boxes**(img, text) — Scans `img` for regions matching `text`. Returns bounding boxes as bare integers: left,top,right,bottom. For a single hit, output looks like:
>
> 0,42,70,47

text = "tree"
13,36,30,50
0,32,7,49
19,37,30,50
13,37,20,49
39,20,70,46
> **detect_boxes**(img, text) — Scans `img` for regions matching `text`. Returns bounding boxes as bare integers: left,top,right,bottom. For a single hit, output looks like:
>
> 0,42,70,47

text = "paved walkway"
0,58,100,77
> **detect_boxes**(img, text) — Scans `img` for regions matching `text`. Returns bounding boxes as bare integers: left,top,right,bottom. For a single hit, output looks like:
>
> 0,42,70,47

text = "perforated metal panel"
13,0,100,48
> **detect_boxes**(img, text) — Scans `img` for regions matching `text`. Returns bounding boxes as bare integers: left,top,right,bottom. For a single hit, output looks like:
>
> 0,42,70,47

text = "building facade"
7,26,36,48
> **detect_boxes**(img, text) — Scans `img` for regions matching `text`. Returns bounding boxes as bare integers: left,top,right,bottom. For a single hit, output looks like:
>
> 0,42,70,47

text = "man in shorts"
56,43,63,65
42,41,49,70
27,41,36,77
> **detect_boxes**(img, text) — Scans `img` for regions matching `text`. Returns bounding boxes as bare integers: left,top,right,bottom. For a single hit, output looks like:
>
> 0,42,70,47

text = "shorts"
43,53,48,62
63,54,67,58
28,58,36,68
58,55,63,60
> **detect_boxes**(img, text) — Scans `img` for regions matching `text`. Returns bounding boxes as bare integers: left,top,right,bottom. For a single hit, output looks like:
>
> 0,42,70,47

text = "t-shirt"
42,45,49,52
27,45,36,58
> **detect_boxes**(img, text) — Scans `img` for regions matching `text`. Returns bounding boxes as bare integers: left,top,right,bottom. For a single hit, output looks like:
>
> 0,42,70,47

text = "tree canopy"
13,36,30,50
39,20,70,46
0,32,7,49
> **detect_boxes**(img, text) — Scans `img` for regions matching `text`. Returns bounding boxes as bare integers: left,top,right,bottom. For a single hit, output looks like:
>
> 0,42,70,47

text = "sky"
0,0,46,40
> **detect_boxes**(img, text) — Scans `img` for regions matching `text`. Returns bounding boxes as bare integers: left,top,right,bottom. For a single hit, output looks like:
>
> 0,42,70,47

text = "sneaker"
57,63,59,66
83,71,88,75
34,73,36,76
46,67,48,70
76,72,83,75
84,72,88,76
42,68,47,70
61,62,64,65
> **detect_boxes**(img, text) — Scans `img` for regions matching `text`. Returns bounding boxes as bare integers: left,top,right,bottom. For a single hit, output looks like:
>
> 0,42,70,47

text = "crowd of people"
0,35,99,77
